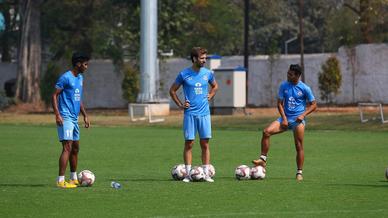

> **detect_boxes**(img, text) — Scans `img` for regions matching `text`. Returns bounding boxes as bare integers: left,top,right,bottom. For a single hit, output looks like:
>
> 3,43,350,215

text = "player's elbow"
311,101,318,111
169,87,175,98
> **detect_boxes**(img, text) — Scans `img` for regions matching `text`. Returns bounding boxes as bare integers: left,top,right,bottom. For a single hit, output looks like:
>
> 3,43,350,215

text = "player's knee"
200,143,209,150
71,146,79,154
295,143,304,151
262,129,271,137
185,141,194,149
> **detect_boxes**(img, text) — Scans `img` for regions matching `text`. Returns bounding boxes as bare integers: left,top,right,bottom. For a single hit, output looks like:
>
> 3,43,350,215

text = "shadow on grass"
0,184,48,187
106,178,172,182
327,181,388,188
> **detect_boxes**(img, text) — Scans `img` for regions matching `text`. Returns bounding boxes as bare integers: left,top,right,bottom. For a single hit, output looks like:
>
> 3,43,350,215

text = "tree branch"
343,3,360,15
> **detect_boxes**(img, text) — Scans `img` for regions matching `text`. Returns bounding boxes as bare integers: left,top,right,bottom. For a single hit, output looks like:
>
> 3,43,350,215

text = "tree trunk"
15,0,42,103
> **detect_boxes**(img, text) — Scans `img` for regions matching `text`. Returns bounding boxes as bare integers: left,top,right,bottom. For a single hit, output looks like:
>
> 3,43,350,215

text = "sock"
57,176,65,182
260,155,267,162
297,169,303,174
185,165,191,176
70,172,77,180
203,165,210,177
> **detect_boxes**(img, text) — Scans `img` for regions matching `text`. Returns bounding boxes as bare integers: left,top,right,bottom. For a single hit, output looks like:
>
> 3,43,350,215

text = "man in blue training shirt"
252,64,317,181
52,52,90,188
169,47,218,183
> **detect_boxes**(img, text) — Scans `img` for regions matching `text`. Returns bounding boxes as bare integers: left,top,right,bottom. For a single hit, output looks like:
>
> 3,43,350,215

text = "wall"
0,44,387,108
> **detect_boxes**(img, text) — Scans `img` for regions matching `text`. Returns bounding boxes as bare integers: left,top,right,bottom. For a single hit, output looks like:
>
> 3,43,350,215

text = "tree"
318,56,342,104
15,0,43,103
343,0,388,43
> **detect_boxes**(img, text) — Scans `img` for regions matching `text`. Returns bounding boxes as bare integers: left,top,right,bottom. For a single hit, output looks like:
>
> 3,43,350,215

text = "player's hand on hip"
181,100,190,109
84,116,90,128
55,115,63,126
296,115,305,123
281,119,288,129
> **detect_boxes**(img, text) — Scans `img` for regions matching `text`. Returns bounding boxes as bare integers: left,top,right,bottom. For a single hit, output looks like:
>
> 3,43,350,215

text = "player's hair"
72,52,90,67
190,47,207,63
289,64,302,76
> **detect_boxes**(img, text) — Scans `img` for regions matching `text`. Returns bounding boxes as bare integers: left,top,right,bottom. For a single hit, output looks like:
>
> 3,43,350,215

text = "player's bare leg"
69,141,80,185
183,140,194,182
199,138,210,165
253,121,285,167
293,123,305,181
200,138,213,182
69,141,79,172
59,140,72,176
57,140,76,188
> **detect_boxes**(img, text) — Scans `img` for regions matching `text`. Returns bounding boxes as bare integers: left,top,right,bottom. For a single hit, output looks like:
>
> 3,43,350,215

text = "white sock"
57,176,65,182
70,172,77,180
185,165,191,176
297,169,303,174
203,165,210,177
260,155,267,162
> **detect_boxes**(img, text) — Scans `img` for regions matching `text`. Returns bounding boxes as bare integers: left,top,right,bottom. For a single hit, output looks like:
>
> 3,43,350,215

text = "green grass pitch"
0,124,387,217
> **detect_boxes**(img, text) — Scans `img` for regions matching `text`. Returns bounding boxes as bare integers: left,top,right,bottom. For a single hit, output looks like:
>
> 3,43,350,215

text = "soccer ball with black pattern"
235,165,250,180
250,165,266,180
190,166,205,181
171,164,187,181
78,170,95,187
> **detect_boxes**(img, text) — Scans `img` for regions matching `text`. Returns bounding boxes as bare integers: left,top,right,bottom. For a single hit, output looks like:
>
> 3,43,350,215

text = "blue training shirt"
174,67,215,116
55,71,83,120
278,81,315,117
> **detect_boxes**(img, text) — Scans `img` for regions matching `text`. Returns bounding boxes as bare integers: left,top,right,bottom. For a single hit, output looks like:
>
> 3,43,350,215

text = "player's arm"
208,80,218,101
296,100,317,122
277,99,288,128
169,83,189,109
52,89,63,126
80,102,90,128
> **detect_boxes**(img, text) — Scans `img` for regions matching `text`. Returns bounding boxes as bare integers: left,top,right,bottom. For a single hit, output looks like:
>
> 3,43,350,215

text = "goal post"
128,103,166,123
358,102,388,124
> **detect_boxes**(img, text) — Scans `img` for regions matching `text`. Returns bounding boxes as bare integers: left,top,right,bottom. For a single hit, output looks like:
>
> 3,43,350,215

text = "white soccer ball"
207,164,216,178
235,165,251,180
190,166,205,181
171,164,187,180
78,170,95,187
250,166,266,180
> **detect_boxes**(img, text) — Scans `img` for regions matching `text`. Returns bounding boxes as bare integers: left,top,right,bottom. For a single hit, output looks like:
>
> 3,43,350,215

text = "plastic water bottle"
110,181,121,189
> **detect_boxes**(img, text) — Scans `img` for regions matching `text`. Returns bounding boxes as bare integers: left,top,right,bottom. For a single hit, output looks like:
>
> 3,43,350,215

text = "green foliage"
318,56,342,104
121,63,139,103
0,91,11,109
40,62,62,106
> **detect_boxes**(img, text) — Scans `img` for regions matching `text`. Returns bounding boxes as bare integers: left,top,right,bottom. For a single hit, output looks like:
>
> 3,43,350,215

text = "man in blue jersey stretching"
170,47,218,183
252,64,317,181
52,52,90,188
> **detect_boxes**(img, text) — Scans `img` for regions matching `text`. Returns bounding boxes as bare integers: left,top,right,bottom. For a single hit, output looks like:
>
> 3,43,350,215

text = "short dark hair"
72,52,90,67
190,47,207,63
289,64,302,76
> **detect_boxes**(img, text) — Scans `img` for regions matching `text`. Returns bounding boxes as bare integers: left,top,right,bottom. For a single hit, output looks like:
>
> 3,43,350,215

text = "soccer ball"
235,165,251,180
250,166,266,180
190,166,205,181
171,164,187,180
207,164,216,178
78,170,95,187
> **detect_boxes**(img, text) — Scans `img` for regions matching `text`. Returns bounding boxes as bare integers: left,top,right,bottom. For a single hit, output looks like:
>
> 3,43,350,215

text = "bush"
318,56,342,104
121,64,139,103
40,62,62,106
0,91,12,110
